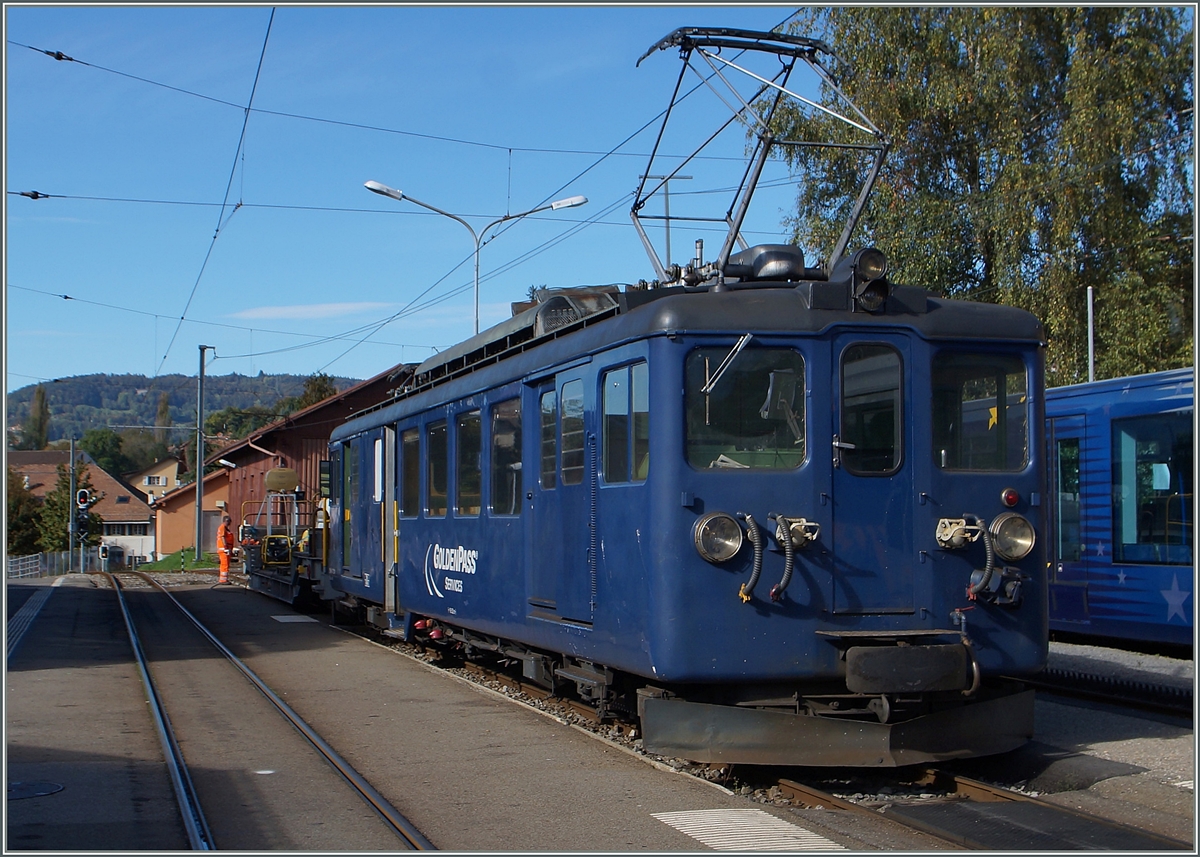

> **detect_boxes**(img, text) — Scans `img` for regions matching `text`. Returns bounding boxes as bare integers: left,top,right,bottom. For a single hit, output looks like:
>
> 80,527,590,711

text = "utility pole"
194,345,213,562
1087,286,1095,383
69,436,76,572
640,174,692,268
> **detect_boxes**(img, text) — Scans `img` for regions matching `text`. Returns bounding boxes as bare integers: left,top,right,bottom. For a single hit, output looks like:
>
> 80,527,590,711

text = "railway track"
776,768,1191,851
356,622,1191,850
99,572,434,851
1018,667,1193,720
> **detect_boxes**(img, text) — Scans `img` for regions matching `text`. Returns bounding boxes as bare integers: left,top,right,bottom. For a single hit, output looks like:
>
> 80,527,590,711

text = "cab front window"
685,347,805,470
932,352,1029,471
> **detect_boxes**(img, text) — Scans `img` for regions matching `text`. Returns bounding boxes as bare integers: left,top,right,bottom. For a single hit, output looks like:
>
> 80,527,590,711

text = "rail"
128,572,435,850
777,767,1190,850
99,572,215,850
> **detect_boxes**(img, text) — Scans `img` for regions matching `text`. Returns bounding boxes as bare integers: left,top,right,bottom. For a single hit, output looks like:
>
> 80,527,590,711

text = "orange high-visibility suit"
217,517,234,583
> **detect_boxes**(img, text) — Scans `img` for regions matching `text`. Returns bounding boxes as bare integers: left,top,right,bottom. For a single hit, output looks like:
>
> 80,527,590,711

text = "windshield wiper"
700,333,753,395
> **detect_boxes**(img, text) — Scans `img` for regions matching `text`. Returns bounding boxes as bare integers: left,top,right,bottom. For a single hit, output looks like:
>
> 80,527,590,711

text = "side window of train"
1111,412,1194,564
539,389,557,490
602,361,649,483
841,344,901,475
560,380,585,486
456,411,482,516
931,352,1028,471
685,348,805,469
1053,436,1082,562
427,421,448,517
400,428,419,517
491,398,522,515
373,437,384,503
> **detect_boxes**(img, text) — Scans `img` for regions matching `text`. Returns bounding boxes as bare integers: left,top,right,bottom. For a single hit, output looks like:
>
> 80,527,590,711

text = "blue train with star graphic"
1046,367,1194,650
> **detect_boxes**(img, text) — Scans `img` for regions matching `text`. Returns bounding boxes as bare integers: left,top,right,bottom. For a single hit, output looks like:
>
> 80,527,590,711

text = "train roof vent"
534,288,620,336
726,244,807,282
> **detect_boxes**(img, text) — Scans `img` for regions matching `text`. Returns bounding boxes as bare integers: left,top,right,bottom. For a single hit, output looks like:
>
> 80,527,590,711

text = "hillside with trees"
6,371,359,449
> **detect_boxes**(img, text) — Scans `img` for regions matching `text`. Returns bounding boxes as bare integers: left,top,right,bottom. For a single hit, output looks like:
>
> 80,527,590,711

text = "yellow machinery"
240,468,315,604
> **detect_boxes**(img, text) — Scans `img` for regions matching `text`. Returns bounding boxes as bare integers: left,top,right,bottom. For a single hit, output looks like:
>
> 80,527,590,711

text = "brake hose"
768,513,794,602
737,512,763,603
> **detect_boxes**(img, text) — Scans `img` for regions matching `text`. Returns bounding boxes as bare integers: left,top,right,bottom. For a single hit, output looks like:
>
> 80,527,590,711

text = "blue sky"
6,5,818,393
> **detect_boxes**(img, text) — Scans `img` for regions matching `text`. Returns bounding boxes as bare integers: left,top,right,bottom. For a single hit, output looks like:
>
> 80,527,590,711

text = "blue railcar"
318,27,1050,767
1046,368,1194,649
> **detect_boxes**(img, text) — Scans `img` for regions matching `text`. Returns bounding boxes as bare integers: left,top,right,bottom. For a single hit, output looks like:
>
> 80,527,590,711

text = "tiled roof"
7,449,152,522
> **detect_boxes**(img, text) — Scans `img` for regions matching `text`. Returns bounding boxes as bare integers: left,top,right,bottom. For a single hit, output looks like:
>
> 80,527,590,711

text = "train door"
338,439,356,576
830,335,914,613
383,426,397,615
1048,415,1089,626
526,368,595,625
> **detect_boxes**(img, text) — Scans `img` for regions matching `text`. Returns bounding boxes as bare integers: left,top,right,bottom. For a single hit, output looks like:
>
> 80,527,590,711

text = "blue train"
317,28,1050,767
1047,367,1194,650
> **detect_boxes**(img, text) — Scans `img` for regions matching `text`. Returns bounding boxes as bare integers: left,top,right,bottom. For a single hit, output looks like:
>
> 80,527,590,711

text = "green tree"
119,429,170,473
7,466,43,556
154,392,172,444
277,372,339,415
20,385,51,449
205,404,280,439
771,7,1193,386
79,428,134,476
37,462,101,552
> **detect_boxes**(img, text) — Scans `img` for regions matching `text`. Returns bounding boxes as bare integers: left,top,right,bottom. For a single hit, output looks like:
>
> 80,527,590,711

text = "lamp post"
364,180,587,335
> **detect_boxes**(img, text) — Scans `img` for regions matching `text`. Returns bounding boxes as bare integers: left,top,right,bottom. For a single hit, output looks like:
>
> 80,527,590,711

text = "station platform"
7,576,902,852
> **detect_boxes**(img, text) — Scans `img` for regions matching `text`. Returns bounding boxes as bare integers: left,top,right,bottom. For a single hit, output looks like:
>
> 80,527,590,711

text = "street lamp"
364,180,587,335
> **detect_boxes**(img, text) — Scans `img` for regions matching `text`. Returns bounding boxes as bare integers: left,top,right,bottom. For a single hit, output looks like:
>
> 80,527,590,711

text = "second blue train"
1047,367,1195,650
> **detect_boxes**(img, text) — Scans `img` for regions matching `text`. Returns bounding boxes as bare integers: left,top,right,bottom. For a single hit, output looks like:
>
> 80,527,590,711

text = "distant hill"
7,372,361,443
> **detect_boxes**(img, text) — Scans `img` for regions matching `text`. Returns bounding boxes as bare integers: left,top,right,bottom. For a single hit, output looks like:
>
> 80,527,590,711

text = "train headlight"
989,512,1035,561
693,512,744,563
851,247,891,312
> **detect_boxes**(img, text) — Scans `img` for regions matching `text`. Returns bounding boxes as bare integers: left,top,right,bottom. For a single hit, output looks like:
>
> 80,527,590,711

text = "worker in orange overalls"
217,514,234,584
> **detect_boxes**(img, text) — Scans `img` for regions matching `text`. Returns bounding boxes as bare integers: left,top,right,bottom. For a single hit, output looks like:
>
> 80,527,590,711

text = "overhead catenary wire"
11,6,804,377
9,8,819,378
155,8,276,377
7,283,438,350
314,190,637,374
7,37,782,165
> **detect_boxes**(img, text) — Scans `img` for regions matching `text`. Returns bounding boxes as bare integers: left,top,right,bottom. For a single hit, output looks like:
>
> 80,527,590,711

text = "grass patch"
137,549,220,571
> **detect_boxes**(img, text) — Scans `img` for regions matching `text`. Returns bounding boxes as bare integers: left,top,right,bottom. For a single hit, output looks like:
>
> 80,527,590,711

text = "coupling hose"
966,513,994,598
768,513,794,602
738,512,763,603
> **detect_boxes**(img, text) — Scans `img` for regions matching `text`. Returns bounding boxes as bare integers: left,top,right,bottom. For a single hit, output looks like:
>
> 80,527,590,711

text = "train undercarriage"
335,601,1035,768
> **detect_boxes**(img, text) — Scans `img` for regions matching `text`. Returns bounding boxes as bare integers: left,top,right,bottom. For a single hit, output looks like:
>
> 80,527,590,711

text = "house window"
103,523,146,536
